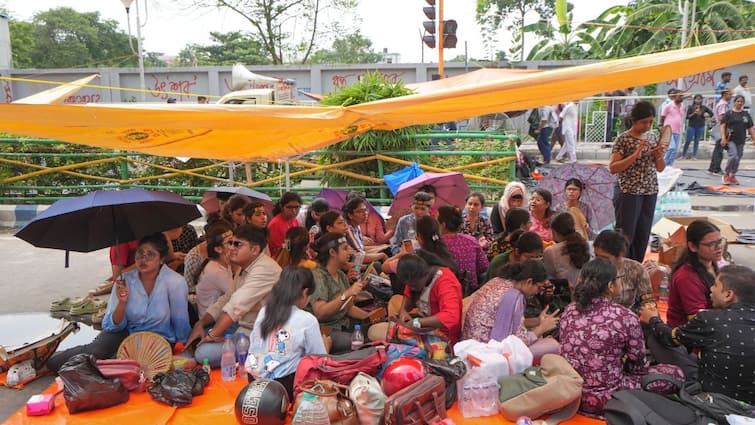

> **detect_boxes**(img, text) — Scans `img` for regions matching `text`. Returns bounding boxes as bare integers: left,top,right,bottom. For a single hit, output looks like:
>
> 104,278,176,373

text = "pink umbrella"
388,172,470,216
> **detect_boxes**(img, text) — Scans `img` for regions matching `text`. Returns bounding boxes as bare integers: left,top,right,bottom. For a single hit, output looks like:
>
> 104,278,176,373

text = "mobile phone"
402,239,414,253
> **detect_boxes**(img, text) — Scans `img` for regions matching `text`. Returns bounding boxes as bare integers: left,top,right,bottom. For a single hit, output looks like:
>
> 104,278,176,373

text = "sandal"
89,281,114,296
91,308,107,325
49,297,83,312
70,298,107,316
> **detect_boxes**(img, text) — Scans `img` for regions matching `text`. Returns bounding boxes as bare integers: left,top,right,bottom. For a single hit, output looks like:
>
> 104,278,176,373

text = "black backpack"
605,374,755,425
527,108,540,138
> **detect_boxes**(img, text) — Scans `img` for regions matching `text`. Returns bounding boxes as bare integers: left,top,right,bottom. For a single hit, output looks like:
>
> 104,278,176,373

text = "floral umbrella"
538,163,616,231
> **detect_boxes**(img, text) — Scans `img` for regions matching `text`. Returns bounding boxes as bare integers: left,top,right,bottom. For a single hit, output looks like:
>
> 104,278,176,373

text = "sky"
3,0,629,63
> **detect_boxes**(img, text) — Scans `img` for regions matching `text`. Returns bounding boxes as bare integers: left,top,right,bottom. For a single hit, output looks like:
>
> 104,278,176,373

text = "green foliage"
195,0,358,64
593,0,755,58
427,138,516,201
0,136,291,201
318,71,428,191
476,0,556,61
309,31,383,64
7,7,168,69
176,31,271,66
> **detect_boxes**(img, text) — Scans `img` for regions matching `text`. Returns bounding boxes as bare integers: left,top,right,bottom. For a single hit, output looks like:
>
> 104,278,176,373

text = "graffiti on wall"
664,69,719,93
150,74,198,101
3,80,12,103
63,94,102,104
330,71,407,88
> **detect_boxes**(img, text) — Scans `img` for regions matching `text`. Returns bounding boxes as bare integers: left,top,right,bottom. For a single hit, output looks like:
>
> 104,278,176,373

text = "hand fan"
116,331,172,380
658,124,672,150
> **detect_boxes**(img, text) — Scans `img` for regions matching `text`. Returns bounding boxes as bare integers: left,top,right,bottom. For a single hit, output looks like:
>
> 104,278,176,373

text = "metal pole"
438,0,444,79
135,0,145,101
677,0,689,88
285,159,291,191
464,41,468,72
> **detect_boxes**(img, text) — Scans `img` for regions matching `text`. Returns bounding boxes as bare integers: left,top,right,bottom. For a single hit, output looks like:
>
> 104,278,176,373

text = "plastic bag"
147,369,210,407
58,354,129,414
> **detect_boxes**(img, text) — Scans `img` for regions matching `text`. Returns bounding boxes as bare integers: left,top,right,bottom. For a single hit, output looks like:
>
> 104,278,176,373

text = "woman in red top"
267,192,302,257
667,220,723,327
397,254,463,345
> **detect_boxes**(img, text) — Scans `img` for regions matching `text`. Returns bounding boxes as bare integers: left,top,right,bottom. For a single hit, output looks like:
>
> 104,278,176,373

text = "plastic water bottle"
220,333,237,382
292,392,331,425
516,417,534,425
236,333,250,379
351,324,364,351
658,269,670,304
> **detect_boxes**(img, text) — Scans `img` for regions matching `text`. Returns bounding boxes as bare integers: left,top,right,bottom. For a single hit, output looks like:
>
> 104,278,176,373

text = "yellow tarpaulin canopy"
0,38,753,161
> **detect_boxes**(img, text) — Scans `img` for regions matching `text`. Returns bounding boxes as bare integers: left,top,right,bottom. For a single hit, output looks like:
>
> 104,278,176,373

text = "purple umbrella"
538,162,616,231
388,172,470,216
317,188,385,226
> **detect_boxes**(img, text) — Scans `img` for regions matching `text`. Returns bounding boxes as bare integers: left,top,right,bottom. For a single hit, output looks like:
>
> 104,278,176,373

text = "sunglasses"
511,194,523,200
135,251,159,260
699,238,725,249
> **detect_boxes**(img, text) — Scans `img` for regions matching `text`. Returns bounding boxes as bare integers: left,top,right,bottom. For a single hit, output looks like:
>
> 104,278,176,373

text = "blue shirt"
102,265,191,344
715,81,728,102
390,213,417,255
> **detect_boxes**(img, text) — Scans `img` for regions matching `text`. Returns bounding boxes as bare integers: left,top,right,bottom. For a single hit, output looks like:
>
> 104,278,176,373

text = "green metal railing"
0,132,518,205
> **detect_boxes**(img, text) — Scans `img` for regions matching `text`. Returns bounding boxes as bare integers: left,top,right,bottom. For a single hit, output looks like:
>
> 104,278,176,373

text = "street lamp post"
120,0,146,101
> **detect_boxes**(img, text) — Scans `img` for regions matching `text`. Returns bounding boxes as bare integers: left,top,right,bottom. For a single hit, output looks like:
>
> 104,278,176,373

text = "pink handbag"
95,359,147,392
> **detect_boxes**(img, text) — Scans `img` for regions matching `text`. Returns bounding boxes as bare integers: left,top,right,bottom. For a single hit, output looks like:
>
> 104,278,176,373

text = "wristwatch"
340,293,347,302
412,318,422,329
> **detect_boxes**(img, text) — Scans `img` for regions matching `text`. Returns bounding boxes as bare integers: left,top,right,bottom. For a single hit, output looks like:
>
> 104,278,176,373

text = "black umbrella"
15,188,201,259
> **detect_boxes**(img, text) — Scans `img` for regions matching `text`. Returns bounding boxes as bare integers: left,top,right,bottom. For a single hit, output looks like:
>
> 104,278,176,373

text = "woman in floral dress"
461,192,494,251
560,258,683,416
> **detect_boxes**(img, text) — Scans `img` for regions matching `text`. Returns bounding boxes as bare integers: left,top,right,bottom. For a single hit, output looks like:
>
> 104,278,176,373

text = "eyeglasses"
354,208,368,214
284,204,301,210
510,194,523,200
135,250,159,260
699,238,725,249
225,240,244,248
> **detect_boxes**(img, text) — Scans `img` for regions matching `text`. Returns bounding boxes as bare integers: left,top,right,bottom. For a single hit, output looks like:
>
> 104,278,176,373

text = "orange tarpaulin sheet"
2,370,605,425
0,39,752,161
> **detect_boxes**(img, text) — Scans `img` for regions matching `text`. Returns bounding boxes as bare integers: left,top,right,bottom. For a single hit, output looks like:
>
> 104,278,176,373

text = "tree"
309,31,383,64
176,31,271,66
188,0,357,65
476,0,556,61
25,8,137,68
8,20,36,68
525,0,603,60
593,0,755,58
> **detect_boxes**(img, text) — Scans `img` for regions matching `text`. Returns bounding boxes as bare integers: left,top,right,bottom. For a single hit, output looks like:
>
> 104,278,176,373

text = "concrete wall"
2,60,753,105
0,14,10,70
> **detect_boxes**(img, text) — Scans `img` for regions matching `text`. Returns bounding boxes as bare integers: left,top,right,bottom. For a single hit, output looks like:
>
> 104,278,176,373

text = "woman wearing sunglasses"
47,233,190,373
194,226,235,319
268,192,302,257
309,232,371,354
667,220,723,328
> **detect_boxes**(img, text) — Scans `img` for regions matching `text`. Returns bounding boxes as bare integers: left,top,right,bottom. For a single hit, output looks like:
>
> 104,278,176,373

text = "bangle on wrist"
207,328,215,338
412,317,421,328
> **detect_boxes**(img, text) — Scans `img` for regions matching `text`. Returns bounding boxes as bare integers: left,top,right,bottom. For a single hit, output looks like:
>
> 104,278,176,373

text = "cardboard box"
651,217,739,245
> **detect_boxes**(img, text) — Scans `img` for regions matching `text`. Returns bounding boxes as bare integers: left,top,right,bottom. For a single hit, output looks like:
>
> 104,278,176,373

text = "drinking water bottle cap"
354,324,361,330
225,333,233,338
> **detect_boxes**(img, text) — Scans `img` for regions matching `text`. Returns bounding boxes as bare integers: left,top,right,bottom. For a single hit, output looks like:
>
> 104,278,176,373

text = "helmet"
234,379,289,425
381,357,426,397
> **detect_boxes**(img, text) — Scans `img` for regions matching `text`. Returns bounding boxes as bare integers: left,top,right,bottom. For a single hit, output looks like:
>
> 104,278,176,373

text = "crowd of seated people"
49,184,755,420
